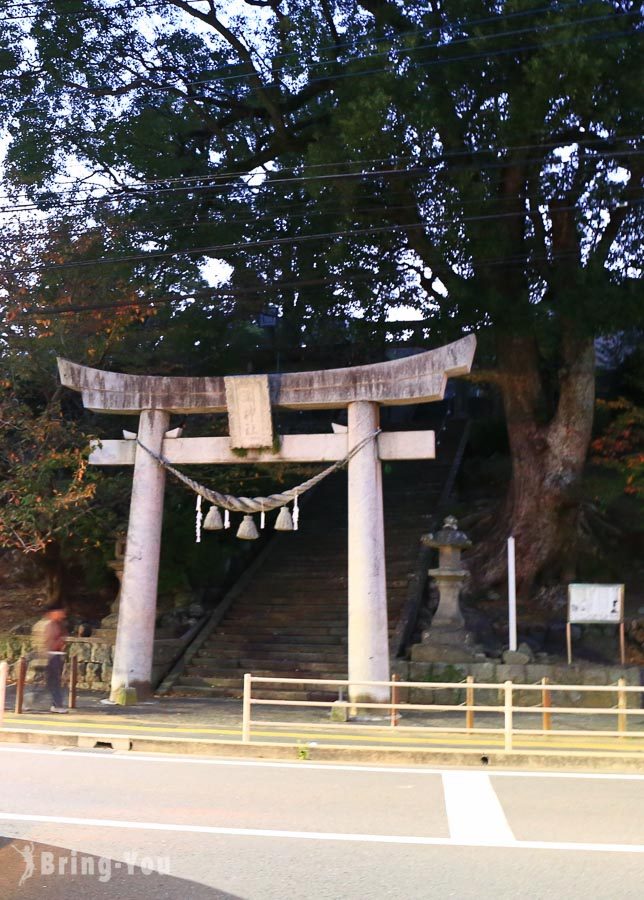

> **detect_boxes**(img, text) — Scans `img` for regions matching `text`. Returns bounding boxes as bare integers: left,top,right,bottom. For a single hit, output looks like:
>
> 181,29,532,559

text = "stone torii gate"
58,335,475,704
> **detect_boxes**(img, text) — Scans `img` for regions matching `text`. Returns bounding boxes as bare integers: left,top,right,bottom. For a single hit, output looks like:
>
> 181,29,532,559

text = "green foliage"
0,390,98,554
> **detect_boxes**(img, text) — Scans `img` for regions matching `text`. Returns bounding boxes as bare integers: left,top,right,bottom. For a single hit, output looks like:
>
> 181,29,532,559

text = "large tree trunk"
42,540,65,604
476,330,596,597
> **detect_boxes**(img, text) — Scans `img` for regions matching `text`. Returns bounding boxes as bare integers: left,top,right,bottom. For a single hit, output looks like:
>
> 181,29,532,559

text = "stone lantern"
420,516,472,658
100,532,126,633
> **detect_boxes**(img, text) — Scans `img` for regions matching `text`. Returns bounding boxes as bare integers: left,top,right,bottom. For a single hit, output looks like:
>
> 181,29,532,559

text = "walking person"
25,601,68,713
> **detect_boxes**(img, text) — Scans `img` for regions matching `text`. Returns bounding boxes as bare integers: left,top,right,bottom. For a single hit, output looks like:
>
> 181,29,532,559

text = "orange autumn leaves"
591,399,644,498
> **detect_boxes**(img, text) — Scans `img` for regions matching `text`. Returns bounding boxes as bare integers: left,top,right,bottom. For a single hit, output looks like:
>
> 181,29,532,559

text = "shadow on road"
0,836,244,899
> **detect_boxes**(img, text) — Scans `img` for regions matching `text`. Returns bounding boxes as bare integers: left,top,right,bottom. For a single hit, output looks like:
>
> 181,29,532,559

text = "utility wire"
0,145,640,215
6,245,630,322
3,200,640,276
0,0,617,40
9,19,640,119
2,181,642,248
3,142,640,201
5,134,639,195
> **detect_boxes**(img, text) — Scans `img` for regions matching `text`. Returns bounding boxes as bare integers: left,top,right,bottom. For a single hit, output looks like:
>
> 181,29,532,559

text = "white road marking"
442,772,515,843
0,743,643,779
0,812,642,853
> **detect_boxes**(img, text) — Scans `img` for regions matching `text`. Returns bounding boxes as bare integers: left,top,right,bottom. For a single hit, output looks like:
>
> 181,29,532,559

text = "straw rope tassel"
237,514,259,540
203,505,224,530
274,505,293,531
224,508,230,529
293,495,299,531
195,494,202,543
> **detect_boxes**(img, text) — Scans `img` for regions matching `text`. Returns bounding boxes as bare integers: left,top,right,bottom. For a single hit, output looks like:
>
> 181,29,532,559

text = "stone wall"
0,635,114,690
400,659,642,708
0,634,31,674
0,632,198,692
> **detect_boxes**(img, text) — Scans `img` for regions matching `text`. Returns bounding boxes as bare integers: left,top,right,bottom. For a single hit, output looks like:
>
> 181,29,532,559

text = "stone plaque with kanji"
224,374,273,449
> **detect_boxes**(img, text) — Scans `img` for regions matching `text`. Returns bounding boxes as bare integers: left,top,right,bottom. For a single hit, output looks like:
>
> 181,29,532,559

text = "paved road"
0,744,642,899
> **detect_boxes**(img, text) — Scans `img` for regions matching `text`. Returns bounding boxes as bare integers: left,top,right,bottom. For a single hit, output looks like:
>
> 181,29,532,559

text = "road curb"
1,726,643,772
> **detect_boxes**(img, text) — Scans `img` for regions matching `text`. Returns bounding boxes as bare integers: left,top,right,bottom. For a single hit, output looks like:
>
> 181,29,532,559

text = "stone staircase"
168,420,465,701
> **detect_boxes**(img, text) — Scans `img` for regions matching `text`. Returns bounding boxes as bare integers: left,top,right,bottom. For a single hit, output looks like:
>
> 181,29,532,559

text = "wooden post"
390,673,398,728
242,673,252,743
503,681,513,752
541,676,552,732
0,661,7,727
617,677,627,734
68,656,78,710
566,621,572,665
465,675,474,731
15,657,27,715
619,621,626,666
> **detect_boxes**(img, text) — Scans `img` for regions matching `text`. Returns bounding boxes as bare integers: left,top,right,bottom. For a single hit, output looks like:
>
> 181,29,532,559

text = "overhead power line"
2,179,642,249
3,249,590,321
9,18,640,119
3,199,641,276
4,133,639,196
0,144,640,215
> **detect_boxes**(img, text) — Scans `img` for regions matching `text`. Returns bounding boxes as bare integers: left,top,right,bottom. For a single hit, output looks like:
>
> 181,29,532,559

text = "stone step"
227,598,347,607
240,584,348,593
168,444,454,699
190,658,348,673
211,626,347,638
192,646,347,667
231,590,347,597
197,647,348,662
186,667,347,680
207,633,347,646
218,624,347,633
221,612,347,623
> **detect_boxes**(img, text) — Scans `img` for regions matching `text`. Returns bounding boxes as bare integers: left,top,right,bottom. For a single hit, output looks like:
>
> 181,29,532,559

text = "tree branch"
590,156,643,266
169,0,289,141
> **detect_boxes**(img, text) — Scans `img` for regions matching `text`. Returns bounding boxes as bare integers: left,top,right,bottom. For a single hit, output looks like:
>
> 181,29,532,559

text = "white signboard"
568,584,624,624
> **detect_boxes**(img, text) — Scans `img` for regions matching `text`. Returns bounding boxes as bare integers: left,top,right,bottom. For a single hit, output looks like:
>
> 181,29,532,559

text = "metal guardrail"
241,673,644,751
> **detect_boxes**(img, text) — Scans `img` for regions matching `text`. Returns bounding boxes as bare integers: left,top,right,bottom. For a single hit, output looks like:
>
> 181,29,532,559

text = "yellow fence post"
68,655,78,710
503,681,513,752
541,676,551,732
15,657,27,715
390,673,398,728
242,673,252,743
465,675,474,731
0,661,7,727
617,677,627,734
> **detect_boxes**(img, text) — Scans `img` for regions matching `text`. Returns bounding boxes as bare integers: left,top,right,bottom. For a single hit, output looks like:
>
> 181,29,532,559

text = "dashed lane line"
442,772,515,843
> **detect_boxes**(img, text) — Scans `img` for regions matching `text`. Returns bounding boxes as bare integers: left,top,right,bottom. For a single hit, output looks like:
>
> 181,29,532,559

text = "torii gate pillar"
348,402,389,703
110,409,169,700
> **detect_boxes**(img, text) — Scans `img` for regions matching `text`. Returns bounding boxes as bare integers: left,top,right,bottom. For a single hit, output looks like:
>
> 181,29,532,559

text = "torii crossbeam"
58,335,475,704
